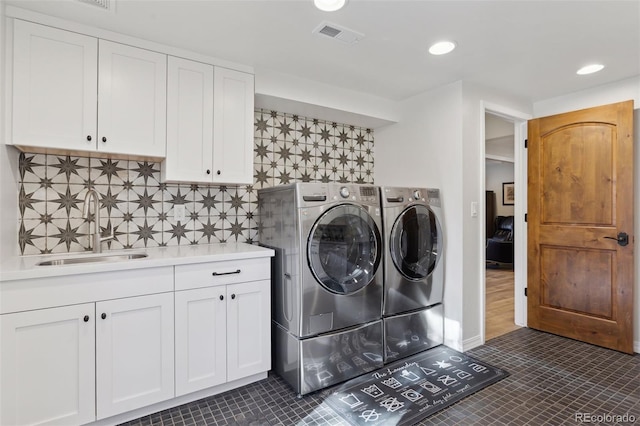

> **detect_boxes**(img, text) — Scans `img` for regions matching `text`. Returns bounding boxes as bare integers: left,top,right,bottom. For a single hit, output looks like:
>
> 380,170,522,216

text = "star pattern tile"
48,219,86,253
16,109,374,254
18,152,45,182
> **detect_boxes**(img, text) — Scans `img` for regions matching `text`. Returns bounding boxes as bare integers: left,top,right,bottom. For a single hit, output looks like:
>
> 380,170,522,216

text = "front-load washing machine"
381,187,445,363
259,183,384,395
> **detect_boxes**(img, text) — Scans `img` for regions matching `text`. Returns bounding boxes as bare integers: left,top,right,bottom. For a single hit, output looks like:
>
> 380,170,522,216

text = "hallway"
486,267,520,341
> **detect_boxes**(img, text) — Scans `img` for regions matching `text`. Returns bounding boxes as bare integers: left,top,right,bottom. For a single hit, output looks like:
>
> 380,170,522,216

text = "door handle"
604,232,629,246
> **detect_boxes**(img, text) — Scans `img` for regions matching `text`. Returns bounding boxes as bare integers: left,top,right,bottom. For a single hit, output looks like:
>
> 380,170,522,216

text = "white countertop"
0,243,274,282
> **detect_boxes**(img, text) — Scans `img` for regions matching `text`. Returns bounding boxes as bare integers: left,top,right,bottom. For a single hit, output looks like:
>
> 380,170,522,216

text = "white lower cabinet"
226,281,271,381
175,280,271,396
175,287,227,395
0,293,174,425
96,293,175,419
0,304,96,426
0,253,272,425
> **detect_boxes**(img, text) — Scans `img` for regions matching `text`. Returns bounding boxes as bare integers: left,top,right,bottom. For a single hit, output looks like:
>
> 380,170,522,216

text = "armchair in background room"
486,215,514,267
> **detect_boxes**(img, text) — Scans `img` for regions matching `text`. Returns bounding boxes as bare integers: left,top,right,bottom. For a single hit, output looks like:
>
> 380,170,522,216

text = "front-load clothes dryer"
381,187,445,362
259,183,384,395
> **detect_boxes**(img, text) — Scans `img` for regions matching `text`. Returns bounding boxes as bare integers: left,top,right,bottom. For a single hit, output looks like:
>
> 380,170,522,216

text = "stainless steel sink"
36,253,148,266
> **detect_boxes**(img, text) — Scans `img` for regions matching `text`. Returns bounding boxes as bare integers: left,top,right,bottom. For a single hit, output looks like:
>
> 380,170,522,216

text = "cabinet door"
212,68,255,184
1,304,96,426
175,287,227,396
96,293,174,419
98,40,167,158
226,280,271,381
12,20,98,151
163,57,214,183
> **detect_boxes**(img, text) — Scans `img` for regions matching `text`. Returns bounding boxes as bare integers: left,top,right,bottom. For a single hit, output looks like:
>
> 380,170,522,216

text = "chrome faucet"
82,189,114,253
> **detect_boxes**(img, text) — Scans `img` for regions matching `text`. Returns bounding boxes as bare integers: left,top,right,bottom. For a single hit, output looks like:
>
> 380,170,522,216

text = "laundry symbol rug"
322,345,508,426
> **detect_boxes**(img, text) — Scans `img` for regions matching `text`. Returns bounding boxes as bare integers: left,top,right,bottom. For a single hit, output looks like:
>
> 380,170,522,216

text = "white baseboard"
87,372,268,426
634,340,639,354
462,335,484,352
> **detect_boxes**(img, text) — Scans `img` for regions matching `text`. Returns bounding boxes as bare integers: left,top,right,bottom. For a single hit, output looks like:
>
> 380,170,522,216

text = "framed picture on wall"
502,182,515,205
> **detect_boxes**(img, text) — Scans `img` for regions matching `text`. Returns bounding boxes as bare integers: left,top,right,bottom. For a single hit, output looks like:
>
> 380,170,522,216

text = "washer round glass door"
308,204,382,295
390,204,441,280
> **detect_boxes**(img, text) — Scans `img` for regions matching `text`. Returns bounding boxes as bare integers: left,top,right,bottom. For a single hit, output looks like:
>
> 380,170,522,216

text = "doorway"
481,103,531,343
485,113,518,339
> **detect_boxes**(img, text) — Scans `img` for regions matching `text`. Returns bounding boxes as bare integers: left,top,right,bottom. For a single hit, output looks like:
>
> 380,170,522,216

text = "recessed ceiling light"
429,41,456,55
314,0,347,12
576,64,604,75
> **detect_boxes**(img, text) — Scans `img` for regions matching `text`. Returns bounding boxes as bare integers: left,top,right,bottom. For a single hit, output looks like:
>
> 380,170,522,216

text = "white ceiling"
5,0,640,103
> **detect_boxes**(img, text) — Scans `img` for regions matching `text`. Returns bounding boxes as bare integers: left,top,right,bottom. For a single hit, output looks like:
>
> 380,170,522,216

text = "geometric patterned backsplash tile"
18,109,374,255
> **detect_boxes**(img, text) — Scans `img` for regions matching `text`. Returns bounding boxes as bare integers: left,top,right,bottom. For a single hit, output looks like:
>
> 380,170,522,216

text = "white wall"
376,81,465,350
0,2,20,259
375,80,532,350
533,75,640,353
486,162,515,217
254,68,399,129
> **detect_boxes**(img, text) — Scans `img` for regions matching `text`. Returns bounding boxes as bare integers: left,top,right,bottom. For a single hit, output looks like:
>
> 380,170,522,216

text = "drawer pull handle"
231,294,236,300
101,313,107,320
212,269,241,276
83,315,90,322
219,295,224,301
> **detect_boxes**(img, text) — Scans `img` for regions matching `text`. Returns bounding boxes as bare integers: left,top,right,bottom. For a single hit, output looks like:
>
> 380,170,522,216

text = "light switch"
471,201,478,218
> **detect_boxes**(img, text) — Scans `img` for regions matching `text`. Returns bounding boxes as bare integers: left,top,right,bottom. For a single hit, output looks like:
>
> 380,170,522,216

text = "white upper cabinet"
12,20,98,151
97,40,167,158
10,20,167,158
212,67,255,185
163,59,254,185
163,57,214,183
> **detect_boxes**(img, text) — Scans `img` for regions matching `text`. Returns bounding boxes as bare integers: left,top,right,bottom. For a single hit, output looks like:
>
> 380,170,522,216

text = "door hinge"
524,139,528,148
524,288,528,297
525,213,528,222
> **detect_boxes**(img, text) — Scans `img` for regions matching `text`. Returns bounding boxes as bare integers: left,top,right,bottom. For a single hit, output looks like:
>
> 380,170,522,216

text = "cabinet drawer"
175,257,270,291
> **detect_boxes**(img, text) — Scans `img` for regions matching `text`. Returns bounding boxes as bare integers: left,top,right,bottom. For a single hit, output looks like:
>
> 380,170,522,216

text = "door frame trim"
480,101,531,343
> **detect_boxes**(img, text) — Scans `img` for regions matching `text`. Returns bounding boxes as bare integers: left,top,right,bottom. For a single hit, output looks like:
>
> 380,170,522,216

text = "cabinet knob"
219,295,224,301
101,136,107,143
206,169,211,175
84,315,90,322
231,294,236,300
86,135,92,142
216,170,221,175
101,313,107,320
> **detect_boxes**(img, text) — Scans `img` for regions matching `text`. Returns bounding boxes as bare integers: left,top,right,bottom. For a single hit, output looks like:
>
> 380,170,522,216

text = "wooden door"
12,20,98,152
1,304,96,426
97,40,167,158
175,287,227,396
96,293,174,419
527,100,634,354
226,280,271,381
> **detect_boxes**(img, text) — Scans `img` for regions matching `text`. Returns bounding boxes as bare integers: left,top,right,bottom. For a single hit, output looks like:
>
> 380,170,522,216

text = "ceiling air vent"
313,21,364,44
76,0,115,13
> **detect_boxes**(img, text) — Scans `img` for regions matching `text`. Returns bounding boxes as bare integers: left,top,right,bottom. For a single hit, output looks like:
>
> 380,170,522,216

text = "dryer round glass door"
390,204,441,280
308,204,382,295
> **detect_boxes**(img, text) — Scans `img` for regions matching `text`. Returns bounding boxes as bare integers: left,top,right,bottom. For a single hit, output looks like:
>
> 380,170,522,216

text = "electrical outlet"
174,205,186,223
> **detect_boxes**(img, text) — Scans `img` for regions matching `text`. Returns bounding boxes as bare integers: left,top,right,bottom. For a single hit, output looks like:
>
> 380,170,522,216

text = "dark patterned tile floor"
120,328,640,425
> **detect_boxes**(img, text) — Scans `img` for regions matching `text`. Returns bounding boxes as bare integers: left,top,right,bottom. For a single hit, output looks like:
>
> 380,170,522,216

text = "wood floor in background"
485,267,520,341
